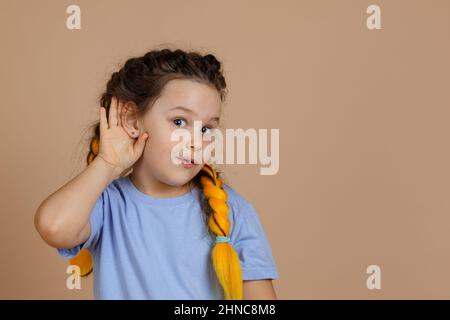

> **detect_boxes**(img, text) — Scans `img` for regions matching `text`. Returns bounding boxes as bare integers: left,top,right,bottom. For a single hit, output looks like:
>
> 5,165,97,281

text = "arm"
35,98,148,250
243,279,278,300
34,156,119,249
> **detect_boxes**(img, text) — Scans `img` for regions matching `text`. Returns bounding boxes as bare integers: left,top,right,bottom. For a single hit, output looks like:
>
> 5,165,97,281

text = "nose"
189,134,202,152
183,134,202,163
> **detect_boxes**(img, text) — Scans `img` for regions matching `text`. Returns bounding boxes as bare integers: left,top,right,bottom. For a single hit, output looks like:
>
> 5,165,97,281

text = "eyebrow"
169,105,220,123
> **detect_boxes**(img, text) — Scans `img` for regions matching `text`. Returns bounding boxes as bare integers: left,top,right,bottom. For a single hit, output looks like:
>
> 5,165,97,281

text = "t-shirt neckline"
122,175,201,206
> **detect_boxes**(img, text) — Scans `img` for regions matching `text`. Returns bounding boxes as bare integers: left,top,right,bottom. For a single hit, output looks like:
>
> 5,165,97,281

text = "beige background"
1,0,450,299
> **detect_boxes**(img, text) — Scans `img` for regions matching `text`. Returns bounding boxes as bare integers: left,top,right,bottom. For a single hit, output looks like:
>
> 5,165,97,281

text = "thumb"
133,132,149,156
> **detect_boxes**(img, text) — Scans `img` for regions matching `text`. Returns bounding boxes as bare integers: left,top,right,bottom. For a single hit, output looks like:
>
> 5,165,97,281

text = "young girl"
34,48,279,300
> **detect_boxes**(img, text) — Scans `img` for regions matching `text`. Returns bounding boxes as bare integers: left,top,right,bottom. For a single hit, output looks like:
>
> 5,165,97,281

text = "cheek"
144,129,179,162
201,141,214,163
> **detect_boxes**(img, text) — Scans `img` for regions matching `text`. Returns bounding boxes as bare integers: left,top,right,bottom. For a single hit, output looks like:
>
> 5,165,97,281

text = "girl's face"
130,78,222,188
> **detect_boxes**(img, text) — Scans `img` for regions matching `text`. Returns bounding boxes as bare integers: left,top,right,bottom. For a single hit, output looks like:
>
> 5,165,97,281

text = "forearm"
34,156,118,247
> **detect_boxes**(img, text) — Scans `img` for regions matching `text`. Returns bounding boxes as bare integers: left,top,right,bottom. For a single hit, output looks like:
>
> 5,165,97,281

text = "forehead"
156,78,222,116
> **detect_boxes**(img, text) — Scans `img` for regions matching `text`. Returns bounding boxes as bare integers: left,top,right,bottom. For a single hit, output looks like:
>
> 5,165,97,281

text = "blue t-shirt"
57,175,279,299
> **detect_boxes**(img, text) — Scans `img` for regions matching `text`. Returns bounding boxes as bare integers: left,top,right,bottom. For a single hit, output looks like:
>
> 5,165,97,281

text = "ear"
121,102,142,139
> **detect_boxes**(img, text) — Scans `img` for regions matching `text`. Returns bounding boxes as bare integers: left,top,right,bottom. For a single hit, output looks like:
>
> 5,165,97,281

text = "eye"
202,126,212,135
173,118,186,127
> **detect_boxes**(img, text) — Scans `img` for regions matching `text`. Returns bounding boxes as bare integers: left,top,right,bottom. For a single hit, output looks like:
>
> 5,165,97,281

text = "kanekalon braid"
199,163,243,300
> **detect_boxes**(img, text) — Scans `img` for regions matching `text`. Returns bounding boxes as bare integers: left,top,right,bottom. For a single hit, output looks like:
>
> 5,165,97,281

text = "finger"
99,106,108,134
109,96,118,127
133,132,149,157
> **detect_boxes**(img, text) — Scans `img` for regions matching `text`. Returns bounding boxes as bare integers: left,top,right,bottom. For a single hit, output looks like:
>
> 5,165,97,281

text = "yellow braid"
199,163,243,300
70,136,243,300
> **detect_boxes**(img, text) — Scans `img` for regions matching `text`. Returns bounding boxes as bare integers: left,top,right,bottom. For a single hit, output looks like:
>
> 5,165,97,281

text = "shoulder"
222,183,259,223
93,176,130,205
221,184,273,251
222,183,251,208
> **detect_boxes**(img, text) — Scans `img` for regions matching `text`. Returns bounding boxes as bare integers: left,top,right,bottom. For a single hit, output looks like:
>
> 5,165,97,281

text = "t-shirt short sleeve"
56,190,106,259
228,191,280,281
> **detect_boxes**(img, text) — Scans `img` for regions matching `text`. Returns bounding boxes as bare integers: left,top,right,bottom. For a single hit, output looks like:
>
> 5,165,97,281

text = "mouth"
177,157,199,166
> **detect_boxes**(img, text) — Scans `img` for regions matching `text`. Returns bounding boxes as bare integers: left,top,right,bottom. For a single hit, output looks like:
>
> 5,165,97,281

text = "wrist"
94,155,122,181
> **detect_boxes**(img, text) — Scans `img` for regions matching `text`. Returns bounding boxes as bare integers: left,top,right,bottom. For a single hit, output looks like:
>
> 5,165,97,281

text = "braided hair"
69,47,243,300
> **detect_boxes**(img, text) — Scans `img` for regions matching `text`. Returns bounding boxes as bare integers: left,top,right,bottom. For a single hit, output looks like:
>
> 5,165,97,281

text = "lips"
177,157,199,165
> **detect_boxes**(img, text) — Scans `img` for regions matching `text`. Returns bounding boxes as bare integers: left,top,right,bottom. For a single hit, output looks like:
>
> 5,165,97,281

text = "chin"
157,168,196,187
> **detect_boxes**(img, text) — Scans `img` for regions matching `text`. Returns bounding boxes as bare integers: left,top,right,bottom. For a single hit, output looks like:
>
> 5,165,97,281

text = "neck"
129,161,193,199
